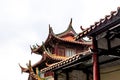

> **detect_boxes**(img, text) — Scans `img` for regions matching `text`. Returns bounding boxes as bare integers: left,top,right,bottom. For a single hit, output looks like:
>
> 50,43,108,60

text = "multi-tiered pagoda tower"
20,19,92,80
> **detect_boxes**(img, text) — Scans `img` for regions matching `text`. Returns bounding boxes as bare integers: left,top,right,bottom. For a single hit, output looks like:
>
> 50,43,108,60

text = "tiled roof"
76,7,120,40
43,51,67,61
41,50,92,73
31,27,92,54
19,51,67,73
54,35,92,45
30,19,92,54
30,51,67,68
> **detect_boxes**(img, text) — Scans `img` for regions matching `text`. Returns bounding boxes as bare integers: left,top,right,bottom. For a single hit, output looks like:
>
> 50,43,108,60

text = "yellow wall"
100,65,120,80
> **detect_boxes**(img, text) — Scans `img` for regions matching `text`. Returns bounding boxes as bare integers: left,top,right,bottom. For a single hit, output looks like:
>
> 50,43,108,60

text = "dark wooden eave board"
56,55,120,71
88,18,120,37
52,53,92,71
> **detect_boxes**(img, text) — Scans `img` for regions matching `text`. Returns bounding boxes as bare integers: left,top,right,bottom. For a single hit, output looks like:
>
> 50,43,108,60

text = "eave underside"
41,45,120,73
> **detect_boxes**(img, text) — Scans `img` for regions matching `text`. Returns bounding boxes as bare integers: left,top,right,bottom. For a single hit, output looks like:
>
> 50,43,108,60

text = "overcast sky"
0,0,120,80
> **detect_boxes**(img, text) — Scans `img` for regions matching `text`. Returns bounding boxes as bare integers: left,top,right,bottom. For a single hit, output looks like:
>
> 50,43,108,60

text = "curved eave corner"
30,45,42,54
30,24,55,54
22,51,67,73
55,18,77,37
19,64,29,73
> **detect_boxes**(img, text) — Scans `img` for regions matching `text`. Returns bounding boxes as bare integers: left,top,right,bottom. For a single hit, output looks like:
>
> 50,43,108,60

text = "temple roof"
76,7,120,40
41,50,120,73
41,50,92,73
20,19,92,74
19,51,67,73
31,19,91,54
31,31,91,54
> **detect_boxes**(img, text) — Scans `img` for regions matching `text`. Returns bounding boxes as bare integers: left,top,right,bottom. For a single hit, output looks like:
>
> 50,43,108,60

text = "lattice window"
65,48,75,57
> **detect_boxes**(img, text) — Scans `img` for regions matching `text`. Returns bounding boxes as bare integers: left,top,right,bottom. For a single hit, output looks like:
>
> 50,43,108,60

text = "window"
58,48,65,56
65,48,75,57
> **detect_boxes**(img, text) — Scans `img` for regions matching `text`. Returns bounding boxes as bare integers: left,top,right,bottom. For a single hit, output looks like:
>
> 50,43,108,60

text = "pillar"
92,37,100,80
54,71,58,80
54,43,58,55
66,71,69,80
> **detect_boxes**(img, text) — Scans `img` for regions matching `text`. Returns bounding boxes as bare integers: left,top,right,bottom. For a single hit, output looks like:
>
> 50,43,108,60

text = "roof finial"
49,24,54,34
19,63,25,73
69,18,72,27
80,26,85,31
30,45,33,54
49,24,51,33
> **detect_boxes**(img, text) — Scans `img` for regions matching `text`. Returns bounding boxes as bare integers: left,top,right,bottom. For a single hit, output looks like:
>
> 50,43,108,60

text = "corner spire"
49,24,54,34
69,18,72,27
80,26,85,31
19,63,27,73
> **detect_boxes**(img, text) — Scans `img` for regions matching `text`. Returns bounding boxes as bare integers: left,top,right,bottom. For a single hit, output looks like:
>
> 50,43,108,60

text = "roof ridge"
76,7,120,40
53,35,92,45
